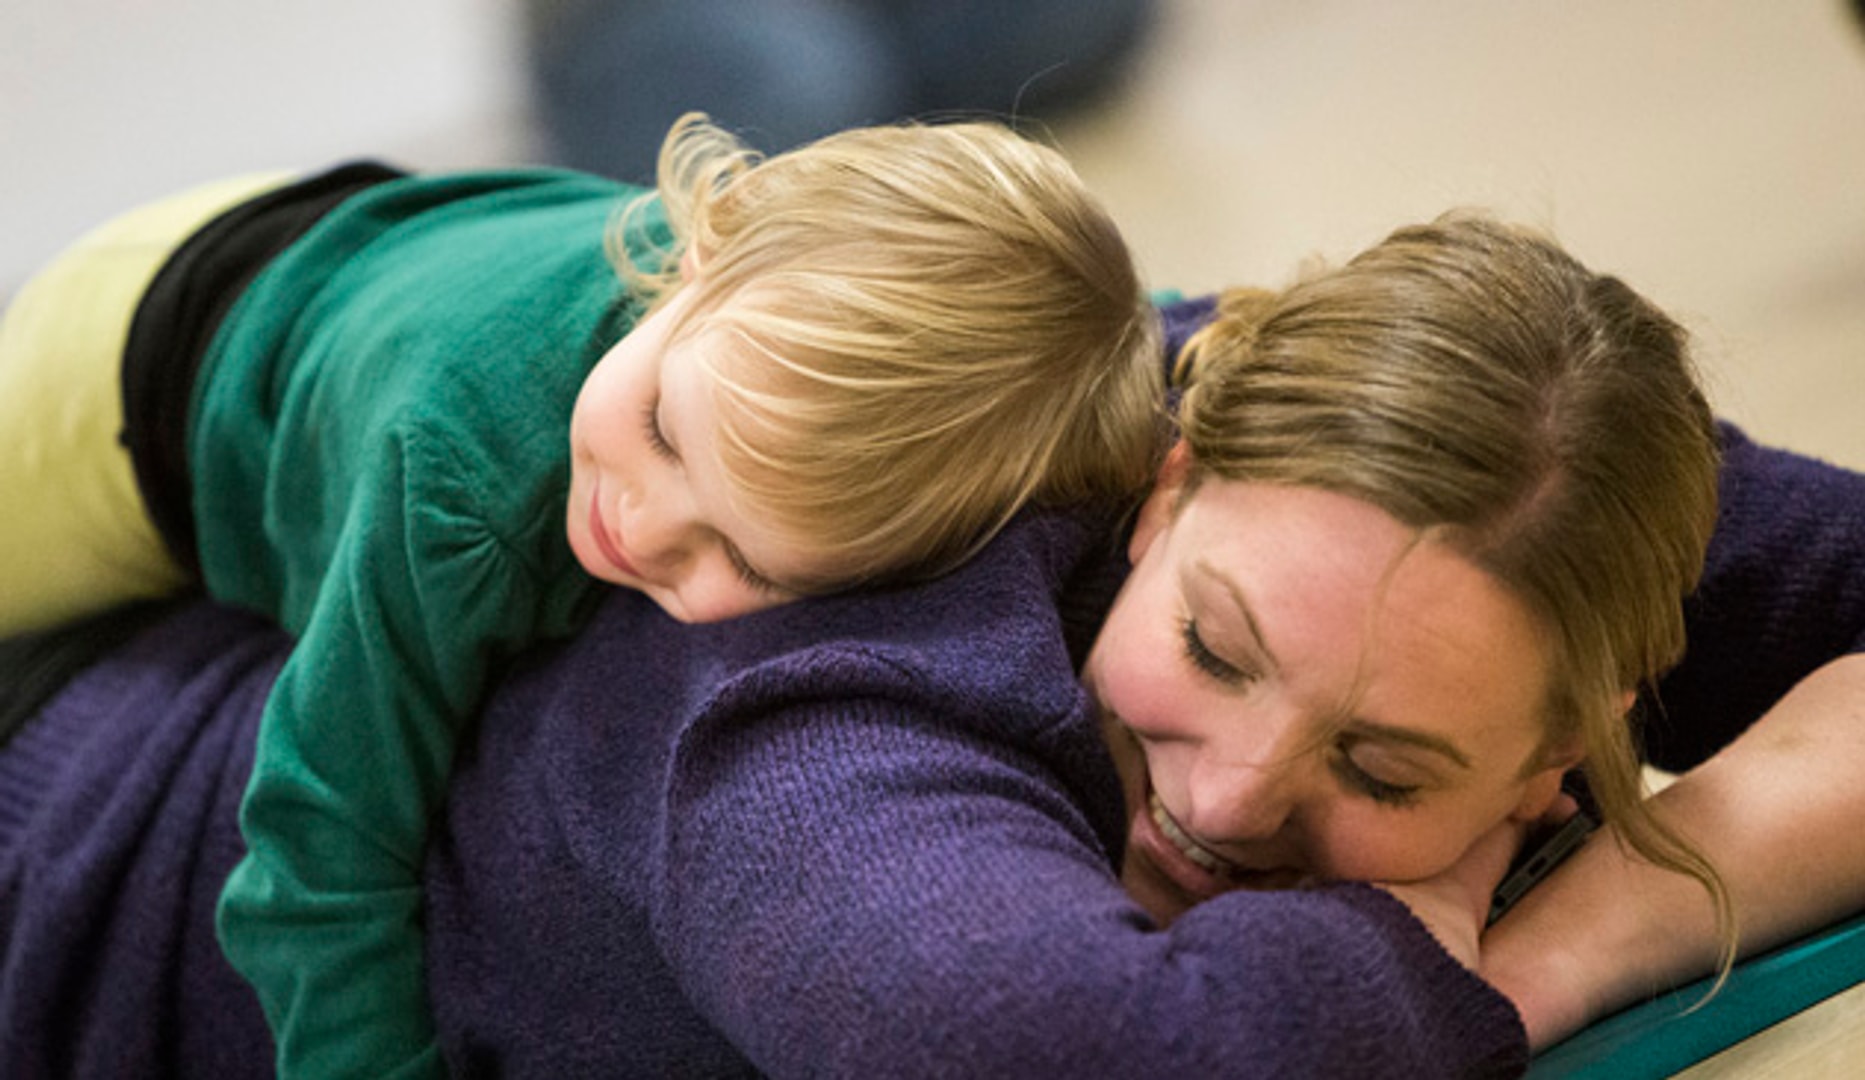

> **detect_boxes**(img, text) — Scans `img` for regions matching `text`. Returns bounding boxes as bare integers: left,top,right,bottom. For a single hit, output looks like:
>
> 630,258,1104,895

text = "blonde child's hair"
610,112,1164,591
1173,213,1737,982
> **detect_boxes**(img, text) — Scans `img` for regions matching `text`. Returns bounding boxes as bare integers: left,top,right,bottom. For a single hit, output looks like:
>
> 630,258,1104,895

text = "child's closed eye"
641,402,678,461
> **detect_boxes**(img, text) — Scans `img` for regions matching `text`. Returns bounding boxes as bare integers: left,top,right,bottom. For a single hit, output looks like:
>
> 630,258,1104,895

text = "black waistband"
119,161,406,576
0,600,180,752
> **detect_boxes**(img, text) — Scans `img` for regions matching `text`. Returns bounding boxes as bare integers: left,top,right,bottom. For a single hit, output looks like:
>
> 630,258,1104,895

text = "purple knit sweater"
3,422,1862,1077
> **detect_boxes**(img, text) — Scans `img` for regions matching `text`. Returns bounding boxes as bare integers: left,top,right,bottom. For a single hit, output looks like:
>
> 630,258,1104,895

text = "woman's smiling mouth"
1149,792,1238,876
1133,788,1312,897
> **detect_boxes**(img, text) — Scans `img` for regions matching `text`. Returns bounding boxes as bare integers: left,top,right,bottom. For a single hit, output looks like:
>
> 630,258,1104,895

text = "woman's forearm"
1484,653,1865,1048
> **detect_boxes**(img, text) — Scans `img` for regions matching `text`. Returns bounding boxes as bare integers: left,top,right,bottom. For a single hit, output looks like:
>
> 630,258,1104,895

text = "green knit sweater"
192,169,659,1079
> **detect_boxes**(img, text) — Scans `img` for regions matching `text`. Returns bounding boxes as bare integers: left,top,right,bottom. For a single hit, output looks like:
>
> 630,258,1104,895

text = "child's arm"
216,427,588,1079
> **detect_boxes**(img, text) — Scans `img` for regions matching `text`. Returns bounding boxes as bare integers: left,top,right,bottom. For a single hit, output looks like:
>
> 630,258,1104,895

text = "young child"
0,113,1163,1077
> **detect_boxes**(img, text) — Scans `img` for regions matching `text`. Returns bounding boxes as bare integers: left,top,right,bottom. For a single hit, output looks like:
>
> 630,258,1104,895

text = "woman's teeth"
1149,792,1235,876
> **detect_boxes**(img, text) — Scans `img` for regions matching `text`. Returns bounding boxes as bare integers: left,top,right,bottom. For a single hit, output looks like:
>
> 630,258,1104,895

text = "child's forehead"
668,313,776,387
671,283,820,367
668,277,778,335
689,272,810,316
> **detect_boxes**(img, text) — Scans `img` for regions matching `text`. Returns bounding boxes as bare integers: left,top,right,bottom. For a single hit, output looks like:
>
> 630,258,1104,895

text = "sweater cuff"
1331,881,1532,1075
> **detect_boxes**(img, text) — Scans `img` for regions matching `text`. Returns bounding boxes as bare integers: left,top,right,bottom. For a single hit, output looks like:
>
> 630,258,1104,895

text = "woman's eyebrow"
1193,558,1281,676
1345,720,1473,770
1193,557,1471,770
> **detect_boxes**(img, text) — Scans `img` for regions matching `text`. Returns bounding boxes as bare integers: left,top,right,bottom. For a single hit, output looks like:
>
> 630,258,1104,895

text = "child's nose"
623,492,702,571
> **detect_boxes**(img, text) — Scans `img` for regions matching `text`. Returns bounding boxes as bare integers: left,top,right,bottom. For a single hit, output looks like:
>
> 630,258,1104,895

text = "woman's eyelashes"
641,401,678,461
1331,735,1427,807
1178,616,1258,685
1329,752,1424,807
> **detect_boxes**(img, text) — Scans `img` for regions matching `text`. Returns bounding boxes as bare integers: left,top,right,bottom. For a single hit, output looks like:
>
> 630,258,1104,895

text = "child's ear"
679,245,703,282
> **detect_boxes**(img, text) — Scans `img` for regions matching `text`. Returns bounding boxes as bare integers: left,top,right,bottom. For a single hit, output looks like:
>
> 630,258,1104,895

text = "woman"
4,215,1862,1077
1096,220,1865,1051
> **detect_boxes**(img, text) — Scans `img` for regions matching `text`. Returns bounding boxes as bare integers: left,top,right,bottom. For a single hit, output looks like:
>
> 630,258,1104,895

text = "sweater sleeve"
216,421,570,1080
1644,424,1865,770
649,661,1528,1079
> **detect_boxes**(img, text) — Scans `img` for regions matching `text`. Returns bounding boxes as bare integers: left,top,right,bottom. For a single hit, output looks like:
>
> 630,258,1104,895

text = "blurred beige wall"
1,0,532,292
1054,1,1865,469
8,0,1861,468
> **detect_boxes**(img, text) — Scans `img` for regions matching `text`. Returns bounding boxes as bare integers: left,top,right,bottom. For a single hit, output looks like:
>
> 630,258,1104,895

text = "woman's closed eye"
1178,617,1259,686
1330,739,1425,808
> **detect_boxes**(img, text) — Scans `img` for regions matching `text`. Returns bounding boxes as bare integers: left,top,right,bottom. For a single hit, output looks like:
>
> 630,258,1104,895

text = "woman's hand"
1378,814,1530,970
1484,654,1865,1050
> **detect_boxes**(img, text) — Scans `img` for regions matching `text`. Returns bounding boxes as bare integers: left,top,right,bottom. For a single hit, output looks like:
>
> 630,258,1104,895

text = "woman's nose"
1183,752,1303,843
1179,703,1317,844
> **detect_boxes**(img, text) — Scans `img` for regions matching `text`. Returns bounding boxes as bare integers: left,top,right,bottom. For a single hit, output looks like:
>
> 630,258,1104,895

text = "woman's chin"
1119,849,1203,926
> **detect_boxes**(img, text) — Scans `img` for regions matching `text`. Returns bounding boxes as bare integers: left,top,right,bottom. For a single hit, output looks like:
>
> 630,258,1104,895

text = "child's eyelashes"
641,402,678,461
634,394,785,598
725,544,781,595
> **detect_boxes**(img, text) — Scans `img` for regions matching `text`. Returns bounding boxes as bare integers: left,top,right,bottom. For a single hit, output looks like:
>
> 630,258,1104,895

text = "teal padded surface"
1528,910,1865,1078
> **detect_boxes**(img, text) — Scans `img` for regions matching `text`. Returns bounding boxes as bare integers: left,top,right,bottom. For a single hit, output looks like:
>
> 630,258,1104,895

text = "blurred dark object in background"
524,0,1156,182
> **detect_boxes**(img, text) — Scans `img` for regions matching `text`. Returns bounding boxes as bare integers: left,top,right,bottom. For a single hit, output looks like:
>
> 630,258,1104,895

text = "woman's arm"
1485,427,1865,1047
428,506,1532,1076
0,601,279,1078
1485,653,1865,1047
656,687,1528,1077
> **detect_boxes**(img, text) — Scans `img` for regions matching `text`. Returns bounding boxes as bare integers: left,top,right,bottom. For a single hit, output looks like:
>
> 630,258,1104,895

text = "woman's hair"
609,112,1164,591
1173,213,1736,976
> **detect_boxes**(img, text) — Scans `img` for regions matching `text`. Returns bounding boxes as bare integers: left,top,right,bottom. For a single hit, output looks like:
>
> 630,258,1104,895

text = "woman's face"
1083,447,1576,923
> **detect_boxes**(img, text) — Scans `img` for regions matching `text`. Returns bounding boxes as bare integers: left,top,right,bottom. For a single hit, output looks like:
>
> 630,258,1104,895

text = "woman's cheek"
1317,813,1475,885
1099,641,1199,742
1097,599,1201,737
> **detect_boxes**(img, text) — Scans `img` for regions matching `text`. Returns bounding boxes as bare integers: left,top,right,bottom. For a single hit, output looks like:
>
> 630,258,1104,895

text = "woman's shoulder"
481,502,1128,785
1649,424,1865,767
1709,423,1865,588
702,505,1122,722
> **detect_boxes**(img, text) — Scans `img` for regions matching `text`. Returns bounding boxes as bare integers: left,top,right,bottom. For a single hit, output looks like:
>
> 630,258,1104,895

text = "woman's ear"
1507,738,1585,824
1129,440,1193,564
679,244,702,282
